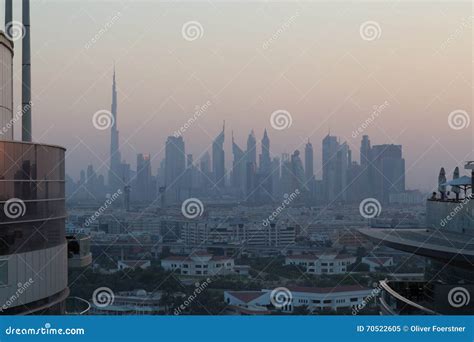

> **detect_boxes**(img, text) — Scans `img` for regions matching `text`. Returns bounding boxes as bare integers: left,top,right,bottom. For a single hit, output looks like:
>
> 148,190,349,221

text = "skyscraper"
371,144,405,203
359,135,372,199
165,136,186,204
259,129,271,172
304,139,314,183
136,153,152,201
108,66,122,192
291,150,306,192
360,135,371,167
212,122,225,189
255,129,273,203
246,130,257,167
0,9,69,314
231,132,245,195
280,153,293,197
322,134,350,202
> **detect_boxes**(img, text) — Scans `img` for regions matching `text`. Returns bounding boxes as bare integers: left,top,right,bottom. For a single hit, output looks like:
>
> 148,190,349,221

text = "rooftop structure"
360,163,474,314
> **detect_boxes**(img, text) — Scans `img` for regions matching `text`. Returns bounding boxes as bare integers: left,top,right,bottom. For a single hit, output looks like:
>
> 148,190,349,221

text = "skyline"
2,1,472,191
1,0,474,324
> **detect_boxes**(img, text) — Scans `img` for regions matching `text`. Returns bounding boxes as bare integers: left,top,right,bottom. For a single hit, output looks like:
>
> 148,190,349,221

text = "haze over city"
2,1,471,191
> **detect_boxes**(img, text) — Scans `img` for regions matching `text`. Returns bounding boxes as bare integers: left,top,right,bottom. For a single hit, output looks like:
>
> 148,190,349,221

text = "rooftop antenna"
22,0,32,142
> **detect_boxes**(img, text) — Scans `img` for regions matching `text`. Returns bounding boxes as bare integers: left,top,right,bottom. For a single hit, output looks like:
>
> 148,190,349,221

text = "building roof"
359,228,474,268
227,305,271,315
285,285,370,294
162,254,232,262
226,291,266,303
287,253,354,261
118,260,150,268
362,257,392,266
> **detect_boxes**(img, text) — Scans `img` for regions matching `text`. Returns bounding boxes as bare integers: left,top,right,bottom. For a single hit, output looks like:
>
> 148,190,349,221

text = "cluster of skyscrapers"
69,72,406,207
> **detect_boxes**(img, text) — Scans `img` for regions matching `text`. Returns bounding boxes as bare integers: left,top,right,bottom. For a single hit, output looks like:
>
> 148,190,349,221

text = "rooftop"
359,228,474,268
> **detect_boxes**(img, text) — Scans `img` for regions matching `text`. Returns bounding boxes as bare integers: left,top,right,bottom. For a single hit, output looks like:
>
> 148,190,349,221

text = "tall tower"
108,66,122,191
259,129,271,172
305,139,314,182
322,134,350,202
246,130,257,167
165,136,186,204
231,132,245,194
136,153,152,201
360,135,371,167
212,121,225,189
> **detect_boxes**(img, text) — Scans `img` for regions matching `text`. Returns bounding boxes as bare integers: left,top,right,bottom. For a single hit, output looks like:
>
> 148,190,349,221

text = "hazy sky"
4,0,473,191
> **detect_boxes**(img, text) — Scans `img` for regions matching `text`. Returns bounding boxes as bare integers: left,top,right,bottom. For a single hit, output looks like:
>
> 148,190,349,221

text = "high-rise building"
255,129,273,203
231,132,245,196
291,150,306,193
360,135,371,167
245,161,256,202
184,154,196,194
280,153,293,197
0,10,70,313
212,122,225,189
271,157,281,199
164,136,186,204
0,35,12,140
136,153,152,201
108,66,122,192
305,139,314,183
246,130,257,167
358,135,372,199
259,129,271,172
199,151,212,193
371,144,405,203
322,134,350,202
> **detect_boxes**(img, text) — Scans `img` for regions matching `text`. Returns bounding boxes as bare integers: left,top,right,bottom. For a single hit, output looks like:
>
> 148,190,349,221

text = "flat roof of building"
359,228,474,267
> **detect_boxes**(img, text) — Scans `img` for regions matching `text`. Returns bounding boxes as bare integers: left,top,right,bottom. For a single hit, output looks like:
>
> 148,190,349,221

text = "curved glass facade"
0,33,13,140
0,141,66,255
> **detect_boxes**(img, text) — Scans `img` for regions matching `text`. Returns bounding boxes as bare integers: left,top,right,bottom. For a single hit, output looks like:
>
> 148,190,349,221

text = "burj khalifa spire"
108,65,122,190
